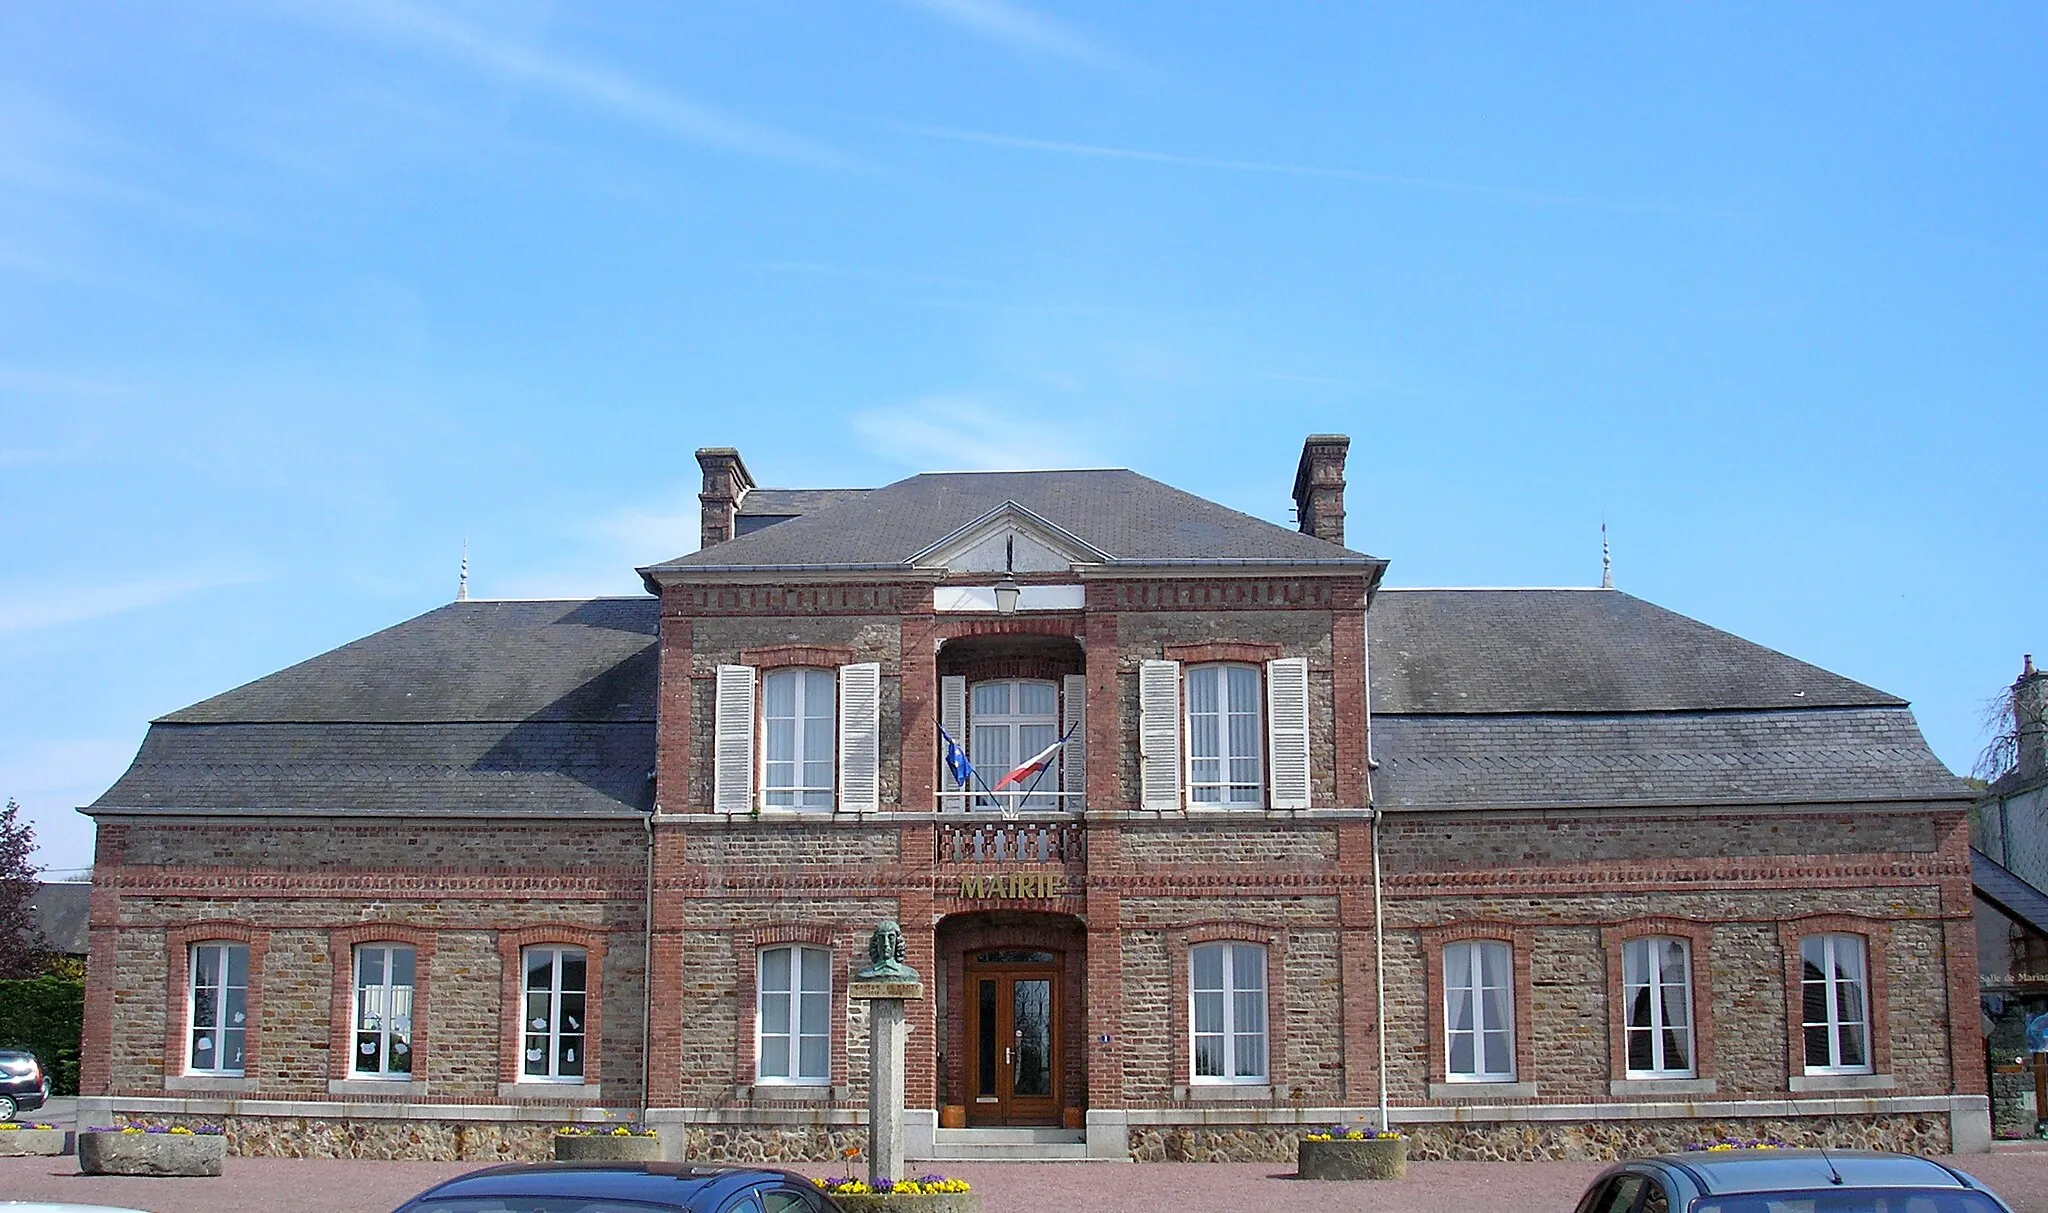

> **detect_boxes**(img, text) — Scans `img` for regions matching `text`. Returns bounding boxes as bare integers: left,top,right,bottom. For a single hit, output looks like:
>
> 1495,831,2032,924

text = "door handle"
1005,1047,1013,1065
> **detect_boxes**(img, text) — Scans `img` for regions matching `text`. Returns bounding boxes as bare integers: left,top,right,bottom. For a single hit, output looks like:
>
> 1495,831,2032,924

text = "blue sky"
4,2,2043,874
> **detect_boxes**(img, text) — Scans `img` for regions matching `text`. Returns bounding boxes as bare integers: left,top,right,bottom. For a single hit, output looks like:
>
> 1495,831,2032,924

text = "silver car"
1573,1150,2014,1213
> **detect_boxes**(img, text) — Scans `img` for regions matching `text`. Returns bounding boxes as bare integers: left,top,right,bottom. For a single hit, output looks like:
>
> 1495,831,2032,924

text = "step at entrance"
923,1126,1090,1162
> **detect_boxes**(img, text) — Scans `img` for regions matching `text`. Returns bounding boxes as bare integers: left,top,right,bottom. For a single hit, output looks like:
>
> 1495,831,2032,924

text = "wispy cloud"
852,394,1103,470
899,122,1725,217
0,572,263,635
306,1,852,170
895,0,1128,71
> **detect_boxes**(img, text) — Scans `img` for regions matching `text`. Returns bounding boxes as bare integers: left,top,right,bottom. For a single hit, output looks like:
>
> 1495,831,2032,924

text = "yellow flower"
169,1126,194,1135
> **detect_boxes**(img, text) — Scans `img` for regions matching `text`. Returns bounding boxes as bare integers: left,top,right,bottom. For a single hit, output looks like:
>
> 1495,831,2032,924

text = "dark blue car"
1574,1149,2015,1213
392,1163,848,1213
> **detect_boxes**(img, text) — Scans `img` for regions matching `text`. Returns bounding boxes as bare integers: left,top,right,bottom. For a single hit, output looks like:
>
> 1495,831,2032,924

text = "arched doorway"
936,911,1085,1127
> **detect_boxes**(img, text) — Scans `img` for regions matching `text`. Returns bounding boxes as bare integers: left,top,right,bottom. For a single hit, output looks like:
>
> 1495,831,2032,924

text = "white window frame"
1443,940,1515,1082
761,667,836,811
186,942,249,1076
757,945,831,1085
1622,937,1694,1078
1189,942,1268,1084
351,944,416,1079
970,678,1062,810
1800,933,1872,1075
520,946,588,1083
1185,663,1264,807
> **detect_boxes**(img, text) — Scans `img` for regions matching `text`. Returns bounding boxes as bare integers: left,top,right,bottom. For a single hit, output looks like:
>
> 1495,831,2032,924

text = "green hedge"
0,976,84,1095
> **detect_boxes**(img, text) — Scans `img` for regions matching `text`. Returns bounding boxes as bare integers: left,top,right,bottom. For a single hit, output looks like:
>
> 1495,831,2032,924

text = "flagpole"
1013,724,1078,809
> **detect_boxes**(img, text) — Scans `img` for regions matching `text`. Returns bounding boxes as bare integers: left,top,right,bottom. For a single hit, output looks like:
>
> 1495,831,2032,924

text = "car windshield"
406,1200,683,1213
1693,1191,2005,1213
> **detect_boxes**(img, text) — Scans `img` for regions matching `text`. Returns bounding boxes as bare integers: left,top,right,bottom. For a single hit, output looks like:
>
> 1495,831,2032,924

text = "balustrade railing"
936,819,1086,864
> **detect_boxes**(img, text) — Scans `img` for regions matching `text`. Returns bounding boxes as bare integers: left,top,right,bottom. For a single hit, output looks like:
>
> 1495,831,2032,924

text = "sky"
3,2,2044,876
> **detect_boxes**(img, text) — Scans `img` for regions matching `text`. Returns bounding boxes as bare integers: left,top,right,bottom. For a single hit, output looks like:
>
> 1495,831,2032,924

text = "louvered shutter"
1138,659,1182,810
714,664,757,813
939,674,968,810
1061,673,1087,807
837,662,882,813
1265,657,1311,810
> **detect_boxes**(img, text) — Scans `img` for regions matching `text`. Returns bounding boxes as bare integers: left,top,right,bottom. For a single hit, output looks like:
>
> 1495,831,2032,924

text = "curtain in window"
1800,934,1869,1072
189,943,249,1075
1190,942,1268,1081
354,944,416,1077
759,945,831,1082
522,947,587,1080
1444,940,1513,1080
1622,937,1692,1076
763,669,836,809
1187,665,1262,806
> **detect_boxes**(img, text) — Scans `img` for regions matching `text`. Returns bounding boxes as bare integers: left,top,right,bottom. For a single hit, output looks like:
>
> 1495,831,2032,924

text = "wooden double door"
964,951,1060,1126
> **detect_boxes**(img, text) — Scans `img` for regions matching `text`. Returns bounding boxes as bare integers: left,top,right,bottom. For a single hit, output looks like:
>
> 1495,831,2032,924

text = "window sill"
329,1078,430,1097
498,1082,603,1101
166,1075,256,1094
1609,1077,1716,1097
740,1084,846,1102
1175,1084,1274,1102
1428,1081,1538,1101
1789,1073,1894,1093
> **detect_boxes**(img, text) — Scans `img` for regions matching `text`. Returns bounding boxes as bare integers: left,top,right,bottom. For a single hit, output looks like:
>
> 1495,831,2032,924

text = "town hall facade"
78,436,1989,1160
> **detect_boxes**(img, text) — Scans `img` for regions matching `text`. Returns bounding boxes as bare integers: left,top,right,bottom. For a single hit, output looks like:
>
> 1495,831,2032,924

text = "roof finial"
457,536,469,602
1600,519,1612,590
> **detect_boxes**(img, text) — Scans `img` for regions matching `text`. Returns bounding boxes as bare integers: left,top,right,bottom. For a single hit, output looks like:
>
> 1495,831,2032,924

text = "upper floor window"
1800,934,1870,1074
758,945,830,1084
1186,665,1263,807
1190,942,1268,1083
1444,939,1514,1081
1622,937,1692,1078
762,669,835,810
521,946,587,1082
188,942,249,1075
972,679,1061,810
353,944,416,1078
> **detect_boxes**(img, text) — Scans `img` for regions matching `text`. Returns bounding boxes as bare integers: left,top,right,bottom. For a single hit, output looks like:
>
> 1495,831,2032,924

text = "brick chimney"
2017,654,2048,783
1292,434,1350,546
696,447,755,550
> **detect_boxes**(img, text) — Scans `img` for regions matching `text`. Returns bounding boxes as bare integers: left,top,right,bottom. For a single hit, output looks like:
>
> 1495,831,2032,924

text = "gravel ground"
5,1151,2048,1213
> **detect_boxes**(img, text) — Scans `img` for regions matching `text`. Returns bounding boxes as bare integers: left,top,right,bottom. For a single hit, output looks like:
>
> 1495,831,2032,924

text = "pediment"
909,501,1112,572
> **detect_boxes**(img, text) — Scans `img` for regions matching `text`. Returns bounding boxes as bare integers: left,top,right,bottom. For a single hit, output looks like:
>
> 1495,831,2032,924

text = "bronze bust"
855,920,919,982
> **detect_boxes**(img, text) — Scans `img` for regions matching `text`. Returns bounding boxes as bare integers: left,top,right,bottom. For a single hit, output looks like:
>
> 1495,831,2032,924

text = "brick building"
78,436,1989,1160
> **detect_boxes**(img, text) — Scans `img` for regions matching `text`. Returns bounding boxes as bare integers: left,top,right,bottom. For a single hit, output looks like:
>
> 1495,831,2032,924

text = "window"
1444,940,1513,1081
758,945,830,1083
1186,664,1262,806
1190,942,1268,1082
521,946,587,1081
762,669,835,810
1801,933,1870,1073
971,679,1060,810
1622,937,1693,1077
188,943,249,1075
352,945,416,1078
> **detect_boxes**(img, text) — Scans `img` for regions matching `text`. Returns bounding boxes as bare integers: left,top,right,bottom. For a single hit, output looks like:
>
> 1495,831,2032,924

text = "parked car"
0,1051,50,1121
391,1163,848,1213
1573,1149,2013,1213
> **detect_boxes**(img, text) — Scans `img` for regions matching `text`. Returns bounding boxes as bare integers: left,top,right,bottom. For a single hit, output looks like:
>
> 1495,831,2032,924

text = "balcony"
935,816,1085,864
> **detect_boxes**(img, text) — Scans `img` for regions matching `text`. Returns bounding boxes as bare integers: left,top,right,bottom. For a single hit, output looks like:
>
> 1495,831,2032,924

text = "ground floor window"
521,946,587,1081
758,945,830,1083
1444,939,1514,1081
1801,933,1870,1073
1622,936,1693,1077
188,942,249,1075
353,944,416,1077
1190,941,1267,1082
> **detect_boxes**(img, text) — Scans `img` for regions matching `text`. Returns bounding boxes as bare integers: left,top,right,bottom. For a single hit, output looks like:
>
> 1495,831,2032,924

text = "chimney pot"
695,447,755,550
1292,434,1351,546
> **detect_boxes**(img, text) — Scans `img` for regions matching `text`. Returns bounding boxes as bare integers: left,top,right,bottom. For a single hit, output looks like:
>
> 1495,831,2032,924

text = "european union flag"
938,726,975,790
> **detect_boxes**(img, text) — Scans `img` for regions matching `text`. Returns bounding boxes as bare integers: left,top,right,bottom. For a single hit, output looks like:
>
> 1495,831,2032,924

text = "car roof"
403,1162,812,1210
1642,1150,1975,1194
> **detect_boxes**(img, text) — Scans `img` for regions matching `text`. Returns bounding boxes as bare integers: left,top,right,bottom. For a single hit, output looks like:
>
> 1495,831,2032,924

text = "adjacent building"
79,436,1988,1160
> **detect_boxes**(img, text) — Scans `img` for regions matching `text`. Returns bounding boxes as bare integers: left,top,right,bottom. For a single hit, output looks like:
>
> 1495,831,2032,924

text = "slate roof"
642,469,1380,579
28,882,89,956
734,488,871,537
1975,848,2048,940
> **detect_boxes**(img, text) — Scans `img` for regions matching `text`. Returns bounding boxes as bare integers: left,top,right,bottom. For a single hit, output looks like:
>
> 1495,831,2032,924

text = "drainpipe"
641,810,655,1119
1363,603,1388,1133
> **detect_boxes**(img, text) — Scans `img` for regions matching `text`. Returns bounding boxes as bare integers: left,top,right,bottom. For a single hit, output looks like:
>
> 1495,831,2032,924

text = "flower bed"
0,1122,65,1158
553,1124,665,1162
816,1175,978,1213
1298,1127,1406,1181
1685,1140,1786,1152
79,1124,227,1177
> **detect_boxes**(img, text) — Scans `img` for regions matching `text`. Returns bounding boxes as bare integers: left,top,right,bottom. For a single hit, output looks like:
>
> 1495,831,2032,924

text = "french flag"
991,739,1064,791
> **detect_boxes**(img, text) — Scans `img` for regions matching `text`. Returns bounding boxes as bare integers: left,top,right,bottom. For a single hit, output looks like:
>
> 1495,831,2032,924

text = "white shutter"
1266,657,1311,810
1138,659,1182,811
1061,673,1088,807
714,664,757,813
838,662,882,813
940,675,968,810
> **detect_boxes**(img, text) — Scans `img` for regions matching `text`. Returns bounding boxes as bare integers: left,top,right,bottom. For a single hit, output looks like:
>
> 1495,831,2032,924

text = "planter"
78,1132,226,1177
553,1133,666,1162
832,1195,980,1213
0,1127,66,1157
1297,1137,1406,1181
939,1105,967,1129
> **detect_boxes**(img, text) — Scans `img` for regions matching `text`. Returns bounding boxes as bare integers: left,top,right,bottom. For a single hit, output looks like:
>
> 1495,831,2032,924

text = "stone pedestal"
1298,1137,1406,1180
851,978,923,1188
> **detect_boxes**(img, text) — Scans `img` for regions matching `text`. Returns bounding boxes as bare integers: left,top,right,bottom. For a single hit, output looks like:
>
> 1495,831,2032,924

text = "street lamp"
993,575,1020,615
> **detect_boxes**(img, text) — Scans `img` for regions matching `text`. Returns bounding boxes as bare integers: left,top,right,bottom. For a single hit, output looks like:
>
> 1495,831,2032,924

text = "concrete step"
922,1127,1091,1162
932,1127,1084,1145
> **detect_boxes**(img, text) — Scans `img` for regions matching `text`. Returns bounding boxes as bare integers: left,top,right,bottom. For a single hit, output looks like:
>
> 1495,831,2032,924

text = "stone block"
79,1131,227,1176
0,1127,66,1156
1298,1137,1407,1180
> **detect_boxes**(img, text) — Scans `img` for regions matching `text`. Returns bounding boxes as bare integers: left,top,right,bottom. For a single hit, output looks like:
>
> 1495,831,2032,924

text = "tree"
0,799,48,980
